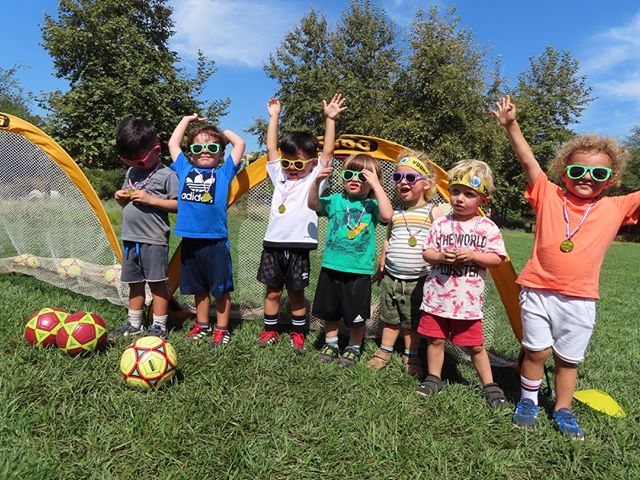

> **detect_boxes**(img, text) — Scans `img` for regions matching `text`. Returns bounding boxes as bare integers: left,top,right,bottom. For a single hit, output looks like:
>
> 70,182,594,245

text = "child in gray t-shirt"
109,118,178,340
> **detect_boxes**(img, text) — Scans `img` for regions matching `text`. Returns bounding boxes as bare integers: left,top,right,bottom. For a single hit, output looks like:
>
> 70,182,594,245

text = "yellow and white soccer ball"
104,264,122,284
12,254,40,269
119,336,177,390
57,258,84,278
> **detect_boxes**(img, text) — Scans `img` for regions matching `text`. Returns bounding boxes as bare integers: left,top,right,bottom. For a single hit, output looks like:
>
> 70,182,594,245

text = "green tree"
249,1,400,146
0,66,43,125
248,8,333,147
41,0,228,168
329,0,400,137
387,7,497,168
492,45,593,224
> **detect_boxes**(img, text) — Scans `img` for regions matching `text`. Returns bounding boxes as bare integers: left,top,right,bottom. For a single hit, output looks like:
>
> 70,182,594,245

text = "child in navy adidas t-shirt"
168,114,246,348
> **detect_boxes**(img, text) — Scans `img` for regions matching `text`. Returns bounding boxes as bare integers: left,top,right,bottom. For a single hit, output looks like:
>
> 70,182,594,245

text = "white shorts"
519,287,597,364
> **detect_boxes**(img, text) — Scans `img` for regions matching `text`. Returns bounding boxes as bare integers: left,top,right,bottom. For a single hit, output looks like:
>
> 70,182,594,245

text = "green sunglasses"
189,143,221,155
566,164,612,182
341,169,366,183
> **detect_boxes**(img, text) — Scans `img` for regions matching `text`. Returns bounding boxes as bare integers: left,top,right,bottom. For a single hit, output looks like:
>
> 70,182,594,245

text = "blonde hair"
447,159,495,194
342,154,381,198
548,135,627,187
398,150,438,201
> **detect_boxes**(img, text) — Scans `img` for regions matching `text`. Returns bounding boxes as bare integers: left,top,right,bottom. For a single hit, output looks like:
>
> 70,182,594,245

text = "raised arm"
361,169,393,223
223,129,246,166
168,113,204,161
491,95,542,187
308,166,333,212
321,93,348,165
266,98,281,162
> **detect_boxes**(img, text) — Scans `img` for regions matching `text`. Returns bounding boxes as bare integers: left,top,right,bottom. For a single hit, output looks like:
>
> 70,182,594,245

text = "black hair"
115,118,158,158
278,131,319,159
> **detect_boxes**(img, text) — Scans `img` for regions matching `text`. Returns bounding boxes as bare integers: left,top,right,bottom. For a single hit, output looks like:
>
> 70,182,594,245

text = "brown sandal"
366,348,393,371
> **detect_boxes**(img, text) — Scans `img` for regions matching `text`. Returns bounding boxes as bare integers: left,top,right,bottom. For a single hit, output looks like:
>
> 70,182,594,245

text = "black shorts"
311,267,371,328
180,237,234,299
256,246,311,291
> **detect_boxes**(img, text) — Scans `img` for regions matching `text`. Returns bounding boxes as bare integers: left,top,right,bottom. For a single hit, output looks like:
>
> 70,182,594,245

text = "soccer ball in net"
24,307,69,347
13,254,40,269
57,258,84,279
119,336,177,390
104,264,122,284
55,311,107,356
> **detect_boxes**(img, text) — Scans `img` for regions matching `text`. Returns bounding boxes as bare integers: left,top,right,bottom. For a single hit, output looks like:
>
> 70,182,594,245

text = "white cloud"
581,12,640,101
597,77,640,99
170,0,302,68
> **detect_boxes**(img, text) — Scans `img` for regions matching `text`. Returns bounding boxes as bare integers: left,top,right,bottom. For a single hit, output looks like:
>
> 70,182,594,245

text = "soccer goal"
0,113,521,354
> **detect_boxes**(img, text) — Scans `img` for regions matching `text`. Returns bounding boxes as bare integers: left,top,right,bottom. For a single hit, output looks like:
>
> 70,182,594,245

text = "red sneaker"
289,332,306,355
185,321,211,342
210,328,231,349
256,330,280,347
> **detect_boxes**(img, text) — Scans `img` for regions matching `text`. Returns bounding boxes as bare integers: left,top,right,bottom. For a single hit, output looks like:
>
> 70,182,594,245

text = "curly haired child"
493,95,640,439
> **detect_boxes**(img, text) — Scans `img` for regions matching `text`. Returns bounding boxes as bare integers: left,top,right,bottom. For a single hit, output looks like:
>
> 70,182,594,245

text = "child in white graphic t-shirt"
416,159,508,409
255,94,347,354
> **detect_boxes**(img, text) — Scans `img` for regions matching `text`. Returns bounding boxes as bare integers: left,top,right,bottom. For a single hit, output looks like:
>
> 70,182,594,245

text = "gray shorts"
378,274,425,330
120,241,169,283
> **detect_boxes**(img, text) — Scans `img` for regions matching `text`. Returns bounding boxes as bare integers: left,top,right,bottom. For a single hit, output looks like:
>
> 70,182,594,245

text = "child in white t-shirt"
255,94,347,354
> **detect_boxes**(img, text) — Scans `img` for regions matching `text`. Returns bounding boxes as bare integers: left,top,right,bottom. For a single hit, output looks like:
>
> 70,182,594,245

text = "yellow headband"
397,156,431,177
449,172,490,196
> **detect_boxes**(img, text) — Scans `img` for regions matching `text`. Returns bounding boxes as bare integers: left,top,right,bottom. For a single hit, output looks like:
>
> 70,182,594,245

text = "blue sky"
3,1,640,152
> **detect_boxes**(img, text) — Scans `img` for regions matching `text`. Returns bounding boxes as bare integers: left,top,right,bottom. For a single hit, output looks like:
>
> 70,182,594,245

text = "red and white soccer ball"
55,311,107,356
24,307,69,347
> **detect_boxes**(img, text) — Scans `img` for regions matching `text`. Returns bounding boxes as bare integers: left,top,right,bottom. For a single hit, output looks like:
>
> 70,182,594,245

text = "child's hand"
114,189,132,202
129,190,152,206
316,166,333,182
266,98,281,117
453,248,476,264
372,261,385,285
323,93,348,120
360,168,381,189
440,249,457,264
184,113,207,124
490,95,516,127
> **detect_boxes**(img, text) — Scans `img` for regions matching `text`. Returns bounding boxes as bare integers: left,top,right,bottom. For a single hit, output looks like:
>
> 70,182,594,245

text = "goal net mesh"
0,123,514,356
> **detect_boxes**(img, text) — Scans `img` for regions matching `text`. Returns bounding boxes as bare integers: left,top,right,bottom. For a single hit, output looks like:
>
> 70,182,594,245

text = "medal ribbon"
127,162,161,190
346,199,369,230
562,194,594,243
451,214,482,250
401,204,433,238
193,166,214,194
279,178,299,208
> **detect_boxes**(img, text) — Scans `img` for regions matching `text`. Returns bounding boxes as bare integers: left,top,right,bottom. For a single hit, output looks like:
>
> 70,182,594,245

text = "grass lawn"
1,227,639,479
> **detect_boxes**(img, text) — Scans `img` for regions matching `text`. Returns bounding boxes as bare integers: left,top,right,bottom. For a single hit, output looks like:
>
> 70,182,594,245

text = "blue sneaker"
552,408,585,440
512,398,539,429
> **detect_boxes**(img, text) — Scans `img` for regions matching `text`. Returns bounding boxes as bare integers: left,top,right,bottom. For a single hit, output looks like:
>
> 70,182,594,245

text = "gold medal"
408,236,417,247
347,230,356,240
125,189,135,196
201,192,212,203
560,239,574,253
278,203,286,214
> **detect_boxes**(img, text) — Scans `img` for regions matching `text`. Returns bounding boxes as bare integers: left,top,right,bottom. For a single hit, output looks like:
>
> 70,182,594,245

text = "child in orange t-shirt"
493,95,640,439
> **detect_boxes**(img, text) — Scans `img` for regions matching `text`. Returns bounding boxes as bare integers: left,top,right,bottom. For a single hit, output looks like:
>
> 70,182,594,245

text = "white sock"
128,309,144,329
520,375,542,405
152,314,168,328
